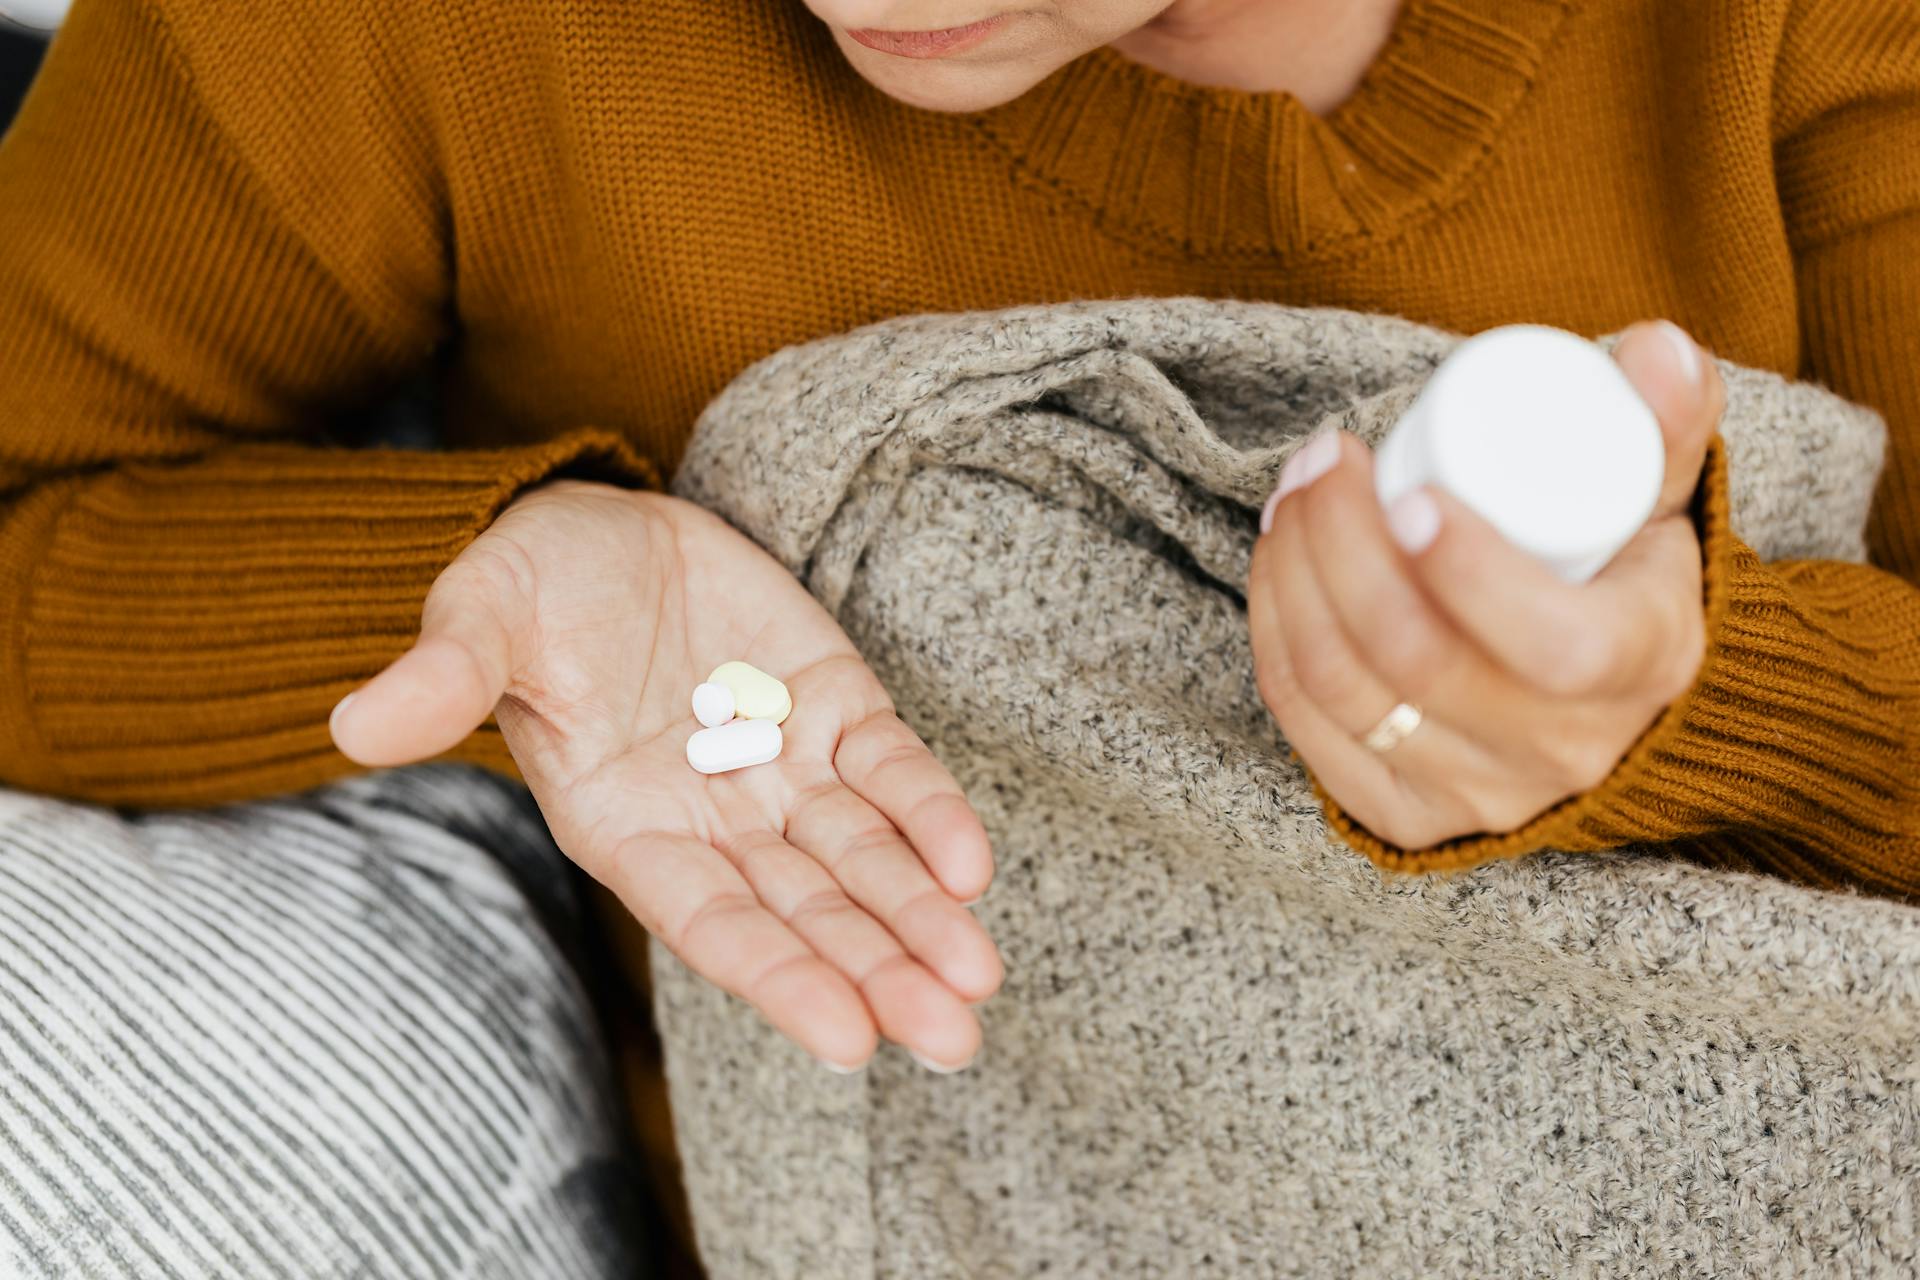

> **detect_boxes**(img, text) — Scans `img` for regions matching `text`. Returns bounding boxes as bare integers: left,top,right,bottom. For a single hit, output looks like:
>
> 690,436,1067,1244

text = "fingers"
1246,511,1481,849
610,833,879,1071
1253,452,1664,839
1374,320,1717,702
722,830,982,1071
1395,484,1704,702
1586,516,1711,703
786,780,1005,1008
1613,320,1723,520
1293,433,1534,744
330,551,526,767
834,710,996,904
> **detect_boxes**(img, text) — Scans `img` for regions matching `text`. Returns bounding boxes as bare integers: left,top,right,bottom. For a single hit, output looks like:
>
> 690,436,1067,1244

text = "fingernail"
820,1057,866,1075
911,1050,973,1075
328,692,357,739
1655,319,1702,388
1260,430,1342,533
1259,487,1284,536
1386,489,1442,554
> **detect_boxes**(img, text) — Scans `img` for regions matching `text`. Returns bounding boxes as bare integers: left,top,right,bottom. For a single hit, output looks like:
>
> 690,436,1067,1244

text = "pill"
707,661,792,725
1373,324,1664,584
686,717,783,775
691,681,736,728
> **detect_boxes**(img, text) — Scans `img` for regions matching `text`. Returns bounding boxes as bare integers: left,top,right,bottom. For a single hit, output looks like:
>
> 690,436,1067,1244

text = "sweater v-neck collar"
964,0,1573,262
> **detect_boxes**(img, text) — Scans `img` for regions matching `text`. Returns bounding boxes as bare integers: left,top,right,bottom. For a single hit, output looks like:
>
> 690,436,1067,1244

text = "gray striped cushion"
0,765,639,1279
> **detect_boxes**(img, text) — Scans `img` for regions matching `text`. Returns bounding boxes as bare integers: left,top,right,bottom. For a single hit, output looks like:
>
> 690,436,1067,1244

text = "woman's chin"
831,34,1060,113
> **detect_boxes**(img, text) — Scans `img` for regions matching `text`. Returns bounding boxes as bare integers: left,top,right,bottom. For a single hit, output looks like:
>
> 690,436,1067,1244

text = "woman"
0,0,1914,1265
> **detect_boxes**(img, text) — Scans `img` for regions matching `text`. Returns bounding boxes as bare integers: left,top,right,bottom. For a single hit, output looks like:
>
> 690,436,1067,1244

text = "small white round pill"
691,681,736,728
686,718,783,775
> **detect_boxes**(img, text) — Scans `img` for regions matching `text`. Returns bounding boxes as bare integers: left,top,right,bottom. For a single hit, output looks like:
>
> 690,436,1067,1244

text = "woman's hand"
1247,321,1725,852
330,480,1001,1072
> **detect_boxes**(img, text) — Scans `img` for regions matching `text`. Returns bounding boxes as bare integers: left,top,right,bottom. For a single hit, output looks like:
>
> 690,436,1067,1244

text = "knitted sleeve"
0,0,657,806
1314,0,1920,898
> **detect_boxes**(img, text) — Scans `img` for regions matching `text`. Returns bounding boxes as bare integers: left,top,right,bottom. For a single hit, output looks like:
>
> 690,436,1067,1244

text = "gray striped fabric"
0,765,641,1279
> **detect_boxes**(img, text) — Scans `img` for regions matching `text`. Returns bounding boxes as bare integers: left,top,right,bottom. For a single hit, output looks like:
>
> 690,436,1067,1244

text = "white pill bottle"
1373,324,1666,584
0,0,68,34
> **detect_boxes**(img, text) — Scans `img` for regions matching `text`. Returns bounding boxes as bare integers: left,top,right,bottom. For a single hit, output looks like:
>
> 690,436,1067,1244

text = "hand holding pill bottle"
1248,317,1721,854
329,482,1002,1074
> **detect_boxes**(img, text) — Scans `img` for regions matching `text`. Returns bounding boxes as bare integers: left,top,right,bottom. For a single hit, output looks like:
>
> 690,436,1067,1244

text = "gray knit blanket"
659,299,1919,1278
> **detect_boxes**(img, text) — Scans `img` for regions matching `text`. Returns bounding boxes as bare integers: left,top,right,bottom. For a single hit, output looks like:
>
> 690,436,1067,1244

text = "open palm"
331,479,1001,1071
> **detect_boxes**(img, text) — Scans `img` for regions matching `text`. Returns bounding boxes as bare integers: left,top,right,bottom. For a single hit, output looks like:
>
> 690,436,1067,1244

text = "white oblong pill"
686,718,783,775
707,661,793,725
691,681,736,728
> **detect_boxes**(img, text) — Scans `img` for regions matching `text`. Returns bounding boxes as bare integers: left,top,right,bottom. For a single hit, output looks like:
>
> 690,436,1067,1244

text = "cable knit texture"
656,298,1914,1278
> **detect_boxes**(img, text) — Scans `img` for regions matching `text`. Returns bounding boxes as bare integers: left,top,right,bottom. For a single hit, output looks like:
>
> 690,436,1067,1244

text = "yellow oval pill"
707,661,792,725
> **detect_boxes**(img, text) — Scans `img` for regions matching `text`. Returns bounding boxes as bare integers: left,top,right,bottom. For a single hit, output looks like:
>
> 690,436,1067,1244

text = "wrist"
491,425,662,516
498,475,676,532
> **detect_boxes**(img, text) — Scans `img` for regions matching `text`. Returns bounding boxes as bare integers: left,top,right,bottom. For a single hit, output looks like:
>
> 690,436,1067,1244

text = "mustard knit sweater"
2,0,1919,899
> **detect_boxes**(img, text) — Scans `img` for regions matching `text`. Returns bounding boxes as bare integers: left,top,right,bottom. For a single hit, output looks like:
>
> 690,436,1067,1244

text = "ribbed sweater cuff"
0,428,657,806
1318,432,1754,876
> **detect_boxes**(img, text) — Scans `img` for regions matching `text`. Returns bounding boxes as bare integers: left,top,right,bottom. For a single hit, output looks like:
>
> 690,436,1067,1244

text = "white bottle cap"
1374,325,1665,584
0,1,68,33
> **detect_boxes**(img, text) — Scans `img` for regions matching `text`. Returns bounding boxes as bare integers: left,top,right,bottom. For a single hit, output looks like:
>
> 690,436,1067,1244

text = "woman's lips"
846,15,1010,59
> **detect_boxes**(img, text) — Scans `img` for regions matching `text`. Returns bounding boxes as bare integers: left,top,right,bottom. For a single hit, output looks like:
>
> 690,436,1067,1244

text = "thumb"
330,558,526,768
1614,319,1724,520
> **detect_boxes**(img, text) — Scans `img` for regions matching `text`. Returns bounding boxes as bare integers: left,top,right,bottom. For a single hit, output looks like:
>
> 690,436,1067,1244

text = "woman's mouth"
845,15,1011,59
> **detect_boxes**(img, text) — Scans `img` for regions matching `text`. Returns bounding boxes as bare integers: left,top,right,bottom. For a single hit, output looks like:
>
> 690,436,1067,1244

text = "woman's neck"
1106,0,1405,115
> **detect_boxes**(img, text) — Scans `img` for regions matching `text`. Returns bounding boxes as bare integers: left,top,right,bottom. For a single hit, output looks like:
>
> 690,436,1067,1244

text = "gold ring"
1362,701,1423,753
